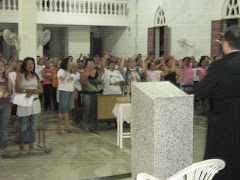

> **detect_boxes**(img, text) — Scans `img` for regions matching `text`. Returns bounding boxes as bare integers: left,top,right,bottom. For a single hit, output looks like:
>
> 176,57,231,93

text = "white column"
18,0,37,61
67,26,90,61
37,25,44,57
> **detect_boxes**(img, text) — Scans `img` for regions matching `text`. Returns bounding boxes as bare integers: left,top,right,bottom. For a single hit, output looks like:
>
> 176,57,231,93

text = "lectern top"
132,81,188,99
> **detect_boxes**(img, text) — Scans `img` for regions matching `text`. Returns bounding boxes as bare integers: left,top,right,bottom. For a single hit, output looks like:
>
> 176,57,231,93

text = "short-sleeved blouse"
17,75,41,117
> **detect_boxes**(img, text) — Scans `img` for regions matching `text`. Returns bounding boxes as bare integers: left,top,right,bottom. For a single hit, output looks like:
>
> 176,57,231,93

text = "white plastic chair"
136,159,225,180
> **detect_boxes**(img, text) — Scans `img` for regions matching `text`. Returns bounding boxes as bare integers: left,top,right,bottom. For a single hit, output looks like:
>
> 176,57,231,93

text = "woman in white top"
8,60,22,103
101,57,124,95
57,57,77,134
15,57,43,153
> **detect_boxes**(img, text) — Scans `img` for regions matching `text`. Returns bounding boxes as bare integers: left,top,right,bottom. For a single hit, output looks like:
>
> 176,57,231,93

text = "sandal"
29,148,36,155
64,129,73,133
83,125,89,131
89,128,99,134
19,148,27,155
0,150,10,157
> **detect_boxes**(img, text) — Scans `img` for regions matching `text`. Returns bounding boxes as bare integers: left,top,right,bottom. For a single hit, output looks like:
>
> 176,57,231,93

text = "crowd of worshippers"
0,51,221,155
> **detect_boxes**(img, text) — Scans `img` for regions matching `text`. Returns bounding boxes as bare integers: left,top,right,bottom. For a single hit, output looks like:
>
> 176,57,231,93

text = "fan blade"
14,38,21,51
3,29,15,46
40,30,51,46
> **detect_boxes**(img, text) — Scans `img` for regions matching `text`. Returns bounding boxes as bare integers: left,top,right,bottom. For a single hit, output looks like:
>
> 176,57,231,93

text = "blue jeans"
82,93,99,125
59,91,74,114
18,114,38,143
0,103,11,149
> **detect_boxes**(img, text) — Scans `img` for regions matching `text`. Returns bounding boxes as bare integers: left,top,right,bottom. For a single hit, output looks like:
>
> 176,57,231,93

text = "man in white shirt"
101,56,124,95
36,58,45,82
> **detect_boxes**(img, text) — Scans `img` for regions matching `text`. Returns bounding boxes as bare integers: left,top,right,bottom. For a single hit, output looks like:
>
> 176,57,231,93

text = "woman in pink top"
197,56,209,114
197,56,208,81
179,57,195,91
145,61,169,82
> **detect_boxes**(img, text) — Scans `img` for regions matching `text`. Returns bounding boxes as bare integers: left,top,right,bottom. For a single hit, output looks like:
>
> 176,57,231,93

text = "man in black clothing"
196,25,240,179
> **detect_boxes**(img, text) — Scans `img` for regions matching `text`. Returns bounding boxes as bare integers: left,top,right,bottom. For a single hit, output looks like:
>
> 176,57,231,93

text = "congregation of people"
0,51,220,155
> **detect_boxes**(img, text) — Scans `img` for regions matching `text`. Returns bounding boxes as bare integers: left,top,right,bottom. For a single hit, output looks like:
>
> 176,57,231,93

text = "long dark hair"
60,57,69,70
198,56,206,67
0,59,7,81
182,57,190,64
21,57,39,80
148,61,155,70
84,58,95,68
198,56,209,67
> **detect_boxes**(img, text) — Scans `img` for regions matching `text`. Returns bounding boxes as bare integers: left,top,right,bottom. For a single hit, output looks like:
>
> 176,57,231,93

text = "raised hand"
141,55,147,61
121,53,127,60
178,59,183,65
2,92,8,98
104,52,110,59
216,40,222,45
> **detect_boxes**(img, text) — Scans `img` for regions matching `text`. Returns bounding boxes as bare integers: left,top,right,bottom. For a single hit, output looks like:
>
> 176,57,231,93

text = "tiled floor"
0,110,207,180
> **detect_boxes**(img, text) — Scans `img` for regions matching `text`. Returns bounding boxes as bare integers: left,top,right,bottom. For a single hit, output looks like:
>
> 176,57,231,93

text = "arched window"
154,6,166,26
148,6,168,58
211,0,240,58
222,0,240,19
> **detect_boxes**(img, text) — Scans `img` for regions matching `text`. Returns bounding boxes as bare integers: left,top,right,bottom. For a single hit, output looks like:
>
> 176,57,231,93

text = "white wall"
100,26,130,57
67,26,90,61
101,0,226,60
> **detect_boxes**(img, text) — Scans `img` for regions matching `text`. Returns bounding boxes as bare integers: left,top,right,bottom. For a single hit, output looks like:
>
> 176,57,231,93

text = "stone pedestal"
131,82,193,179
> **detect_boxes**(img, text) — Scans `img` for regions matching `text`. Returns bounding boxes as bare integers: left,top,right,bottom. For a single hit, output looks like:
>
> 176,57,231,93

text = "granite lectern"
131,82,193,180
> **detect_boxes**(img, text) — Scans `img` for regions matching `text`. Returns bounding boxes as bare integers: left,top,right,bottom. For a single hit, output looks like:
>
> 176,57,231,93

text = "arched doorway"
148,6,168,58
211,0,240,58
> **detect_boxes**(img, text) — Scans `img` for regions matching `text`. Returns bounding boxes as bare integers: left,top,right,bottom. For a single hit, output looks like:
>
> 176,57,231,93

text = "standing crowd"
0,50,218,155
1,25,240,180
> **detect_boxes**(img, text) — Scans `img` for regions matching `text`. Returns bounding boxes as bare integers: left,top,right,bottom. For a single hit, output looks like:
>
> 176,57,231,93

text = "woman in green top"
80,58,102,133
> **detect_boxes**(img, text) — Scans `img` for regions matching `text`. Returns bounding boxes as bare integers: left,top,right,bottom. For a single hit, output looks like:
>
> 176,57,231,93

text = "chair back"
136,159,225,180
167,159,225,180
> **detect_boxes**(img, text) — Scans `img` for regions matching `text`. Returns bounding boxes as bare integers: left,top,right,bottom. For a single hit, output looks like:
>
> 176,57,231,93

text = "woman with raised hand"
179,57,194,90
80,58,102,133
120,54,147,87
15,57,43,154
101,53,124,95
163,56,179,85
57,57,77,134
145,61,169,82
